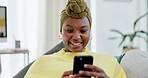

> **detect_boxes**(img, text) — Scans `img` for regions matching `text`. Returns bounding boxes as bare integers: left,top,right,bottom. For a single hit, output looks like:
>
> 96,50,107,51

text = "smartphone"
73,55,93,77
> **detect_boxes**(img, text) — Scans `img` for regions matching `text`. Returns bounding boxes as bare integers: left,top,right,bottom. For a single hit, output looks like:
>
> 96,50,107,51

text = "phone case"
73,55,93,77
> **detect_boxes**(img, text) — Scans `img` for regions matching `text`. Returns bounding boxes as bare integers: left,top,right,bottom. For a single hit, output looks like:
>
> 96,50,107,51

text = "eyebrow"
81,25,89,28
65,24,72,27
66,24,89,28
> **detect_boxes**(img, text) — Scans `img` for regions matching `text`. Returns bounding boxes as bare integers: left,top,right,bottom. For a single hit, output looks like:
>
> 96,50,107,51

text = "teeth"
70,42,81,45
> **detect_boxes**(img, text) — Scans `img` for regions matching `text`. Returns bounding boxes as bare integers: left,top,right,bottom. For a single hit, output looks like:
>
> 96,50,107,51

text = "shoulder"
90,52,127,78
34,55,55,63
91,52,118,63
86,48,116,60
92,52,115,59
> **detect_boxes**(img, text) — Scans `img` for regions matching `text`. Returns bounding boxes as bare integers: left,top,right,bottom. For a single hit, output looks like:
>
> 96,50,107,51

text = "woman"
24,0,126,78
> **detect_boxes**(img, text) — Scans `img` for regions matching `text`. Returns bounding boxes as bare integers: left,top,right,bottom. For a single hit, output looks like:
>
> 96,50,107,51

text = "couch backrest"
120,50,148,78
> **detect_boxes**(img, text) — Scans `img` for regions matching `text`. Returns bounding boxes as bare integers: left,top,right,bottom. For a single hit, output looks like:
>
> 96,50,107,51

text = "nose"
72,31,81,40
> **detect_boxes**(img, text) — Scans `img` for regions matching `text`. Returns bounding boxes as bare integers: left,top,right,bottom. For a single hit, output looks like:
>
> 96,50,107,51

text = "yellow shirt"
24,48,126,78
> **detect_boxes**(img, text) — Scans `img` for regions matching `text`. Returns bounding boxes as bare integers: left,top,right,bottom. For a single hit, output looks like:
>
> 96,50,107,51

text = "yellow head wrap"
60,0,92,32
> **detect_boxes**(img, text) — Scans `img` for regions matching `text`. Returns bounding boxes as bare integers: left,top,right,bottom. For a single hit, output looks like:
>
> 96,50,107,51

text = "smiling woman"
0,6,7,42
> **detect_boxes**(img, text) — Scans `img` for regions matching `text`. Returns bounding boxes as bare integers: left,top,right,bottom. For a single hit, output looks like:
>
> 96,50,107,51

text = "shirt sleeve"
113,60,127,78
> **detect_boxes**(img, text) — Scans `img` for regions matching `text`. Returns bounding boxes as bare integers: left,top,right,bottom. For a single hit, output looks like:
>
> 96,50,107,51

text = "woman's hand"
61,64,109,78
61,70,82,78
78,64,110,78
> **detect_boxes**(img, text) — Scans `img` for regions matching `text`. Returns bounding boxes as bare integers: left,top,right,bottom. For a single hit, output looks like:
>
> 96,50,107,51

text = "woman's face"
61,17,91,52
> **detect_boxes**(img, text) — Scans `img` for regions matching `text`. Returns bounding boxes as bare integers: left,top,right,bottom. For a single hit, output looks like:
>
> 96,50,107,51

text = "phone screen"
73,55,93,77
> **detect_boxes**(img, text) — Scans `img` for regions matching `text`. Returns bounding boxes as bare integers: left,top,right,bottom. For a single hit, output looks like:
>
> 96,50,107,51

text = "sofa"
120,49,148,78
13,42,148,78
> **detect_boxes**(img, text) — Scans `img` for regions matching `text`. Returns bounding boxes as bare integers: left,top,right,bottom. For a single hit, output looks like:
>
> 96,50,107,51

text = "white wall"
0,0,147,77
0,0,41,77
0,0,24,77
92,0,147,55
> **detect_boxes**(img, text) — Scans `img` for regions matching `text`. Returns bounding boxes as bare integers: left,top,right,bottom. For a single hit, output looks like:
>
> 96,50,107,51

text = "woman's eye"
80,30,87,33
66,29,73,33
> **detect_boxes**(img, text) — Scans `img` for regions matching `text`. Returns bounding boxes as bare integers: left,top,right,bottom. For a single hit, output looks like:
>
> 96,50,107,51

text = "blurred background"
0,0,147,77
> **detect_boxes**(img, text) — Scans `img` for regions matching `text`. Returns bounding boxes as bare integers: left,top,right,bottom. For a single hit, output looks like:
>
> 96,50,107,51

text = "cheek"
83,34,90,41
81,33,90,43
84,31,91,38
62,33,71,41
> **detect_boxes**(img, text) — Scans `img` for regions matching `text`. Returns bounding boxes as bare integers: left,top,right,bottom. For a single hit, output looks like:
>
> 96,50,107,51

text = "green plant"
109,13,148,48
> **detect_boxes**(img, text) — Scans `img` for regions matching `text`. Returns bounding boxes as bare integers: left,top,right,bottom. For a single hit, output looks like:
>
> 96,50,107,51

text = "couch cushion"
120,49,148,78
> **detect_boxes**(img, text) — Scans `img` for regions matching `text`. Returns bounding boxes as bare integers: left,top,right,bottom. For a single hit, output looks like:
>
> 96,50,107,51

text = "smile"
69,41,82,46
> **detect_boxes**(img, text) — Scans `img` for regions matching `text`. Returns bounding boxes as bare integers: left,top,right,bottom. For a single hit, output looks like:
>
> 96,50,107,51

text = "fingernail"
79,71,83,74
84,64,87,67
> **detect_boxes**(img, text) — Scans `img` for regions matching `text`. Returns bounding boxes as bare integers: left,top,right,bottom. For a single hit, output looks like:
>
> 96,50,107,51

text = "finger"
83,64,109,78
79,70,107,78
70,74,82,78
62,70,73,77
69,73,82,78
84,64,104,73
